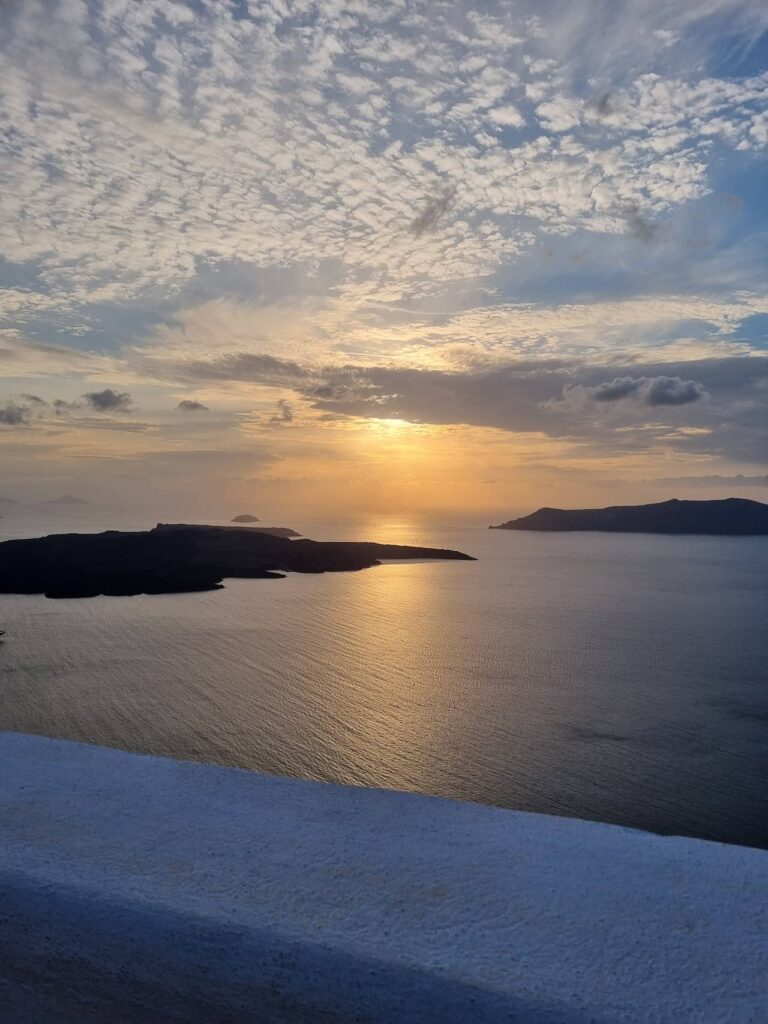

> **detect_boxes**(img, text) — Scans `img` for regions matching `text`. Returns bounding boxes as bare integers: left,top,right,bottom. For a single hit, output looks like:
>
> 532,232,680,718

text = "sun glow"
366,418,414,434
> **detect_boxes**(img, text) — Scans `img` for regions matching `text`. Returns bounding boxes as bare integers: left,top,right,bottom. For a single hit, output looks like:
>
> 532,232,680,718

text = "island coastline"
0,523,475,599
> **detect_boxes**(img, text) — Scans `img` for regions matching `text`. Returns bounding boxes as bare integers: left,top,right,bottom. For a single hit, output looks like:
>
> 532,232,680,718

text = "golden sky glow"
1,1,766,516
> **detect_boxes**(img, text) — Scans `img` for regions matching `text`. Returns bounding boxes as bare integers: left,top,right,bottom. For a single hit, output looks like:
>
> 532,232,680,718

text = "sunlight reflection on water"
0,511,766,847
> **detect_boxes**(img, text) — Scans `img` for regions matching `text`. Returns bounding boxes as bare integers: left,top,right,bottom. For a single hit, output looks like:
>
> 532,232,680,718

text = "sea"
1,506,766,849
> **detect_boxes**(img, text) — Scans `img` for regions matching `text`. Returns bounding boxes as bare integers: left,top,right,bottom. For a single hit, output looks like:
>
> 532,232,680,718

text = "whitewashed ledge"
0,733,766,1024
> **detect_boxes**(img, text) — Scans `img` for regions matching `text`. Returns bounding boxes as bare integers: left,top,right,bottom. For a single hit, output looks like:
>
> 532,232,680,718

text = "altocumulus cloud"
177,399,209,412
3,0,768,325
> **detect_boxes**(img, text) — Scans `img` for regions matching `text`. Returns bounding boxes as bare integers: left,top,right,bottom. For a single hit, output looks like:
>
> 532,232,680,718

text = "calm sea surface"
1,507,766,848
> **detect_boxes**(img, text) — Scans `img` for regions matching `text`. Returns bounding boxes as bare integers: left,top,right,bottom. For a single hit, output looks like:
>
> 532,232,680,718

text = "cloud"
0,330,117,377
2,0,766,323
52,398,77,416
647,474,768,488
0,0,767,499
653,29,680,48
0,390,146,431
137,291,768,389
592,92,613,116
0,393,73,426
0,402,29,426
177,399,209,412
155,350,311,388
81,388,134,413
624,206,660,243
487,105,525,128
64,417,153,433
127,337,764,460
269,399,294,425
307,355,762,460
581,375,706,406
409,185,457,237
644,376,706,406
589,377,644,402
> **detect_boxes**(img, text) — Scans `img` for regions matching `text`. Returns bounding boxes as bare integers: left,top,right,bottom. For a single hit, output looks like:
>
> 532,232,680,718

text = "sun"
367,418,412,435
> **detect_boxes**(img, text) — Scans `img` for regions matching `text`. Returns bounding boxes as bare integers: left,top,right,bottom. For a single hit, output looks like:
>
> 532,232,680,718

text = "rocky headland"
491,497,768,535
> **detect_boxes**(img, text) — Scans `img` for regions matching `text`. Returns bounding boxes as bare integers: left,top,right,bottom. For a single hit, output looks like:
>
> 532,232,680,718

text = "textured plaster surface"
0,731,766,1022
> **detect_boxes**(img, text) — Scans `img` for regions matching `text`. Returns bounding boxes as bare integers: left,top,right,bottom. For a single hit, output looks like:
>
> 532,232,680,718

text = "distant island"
491,497,768,535
0,497,17,504
231,513,259,523
43,495,89,505
0,523,474,598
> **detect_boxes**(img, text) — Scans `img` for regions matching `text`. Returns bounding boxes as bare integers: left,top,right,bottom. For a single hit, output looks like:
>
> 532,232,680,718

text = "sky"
0,0,767,518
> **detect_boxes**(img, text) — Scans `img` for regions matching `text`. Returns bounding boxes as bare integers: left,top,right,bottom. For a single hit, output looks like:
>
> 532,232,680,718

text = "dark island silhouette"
491,497,768,535
231,514,260,523
0,523,474,599
157,523,302,539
